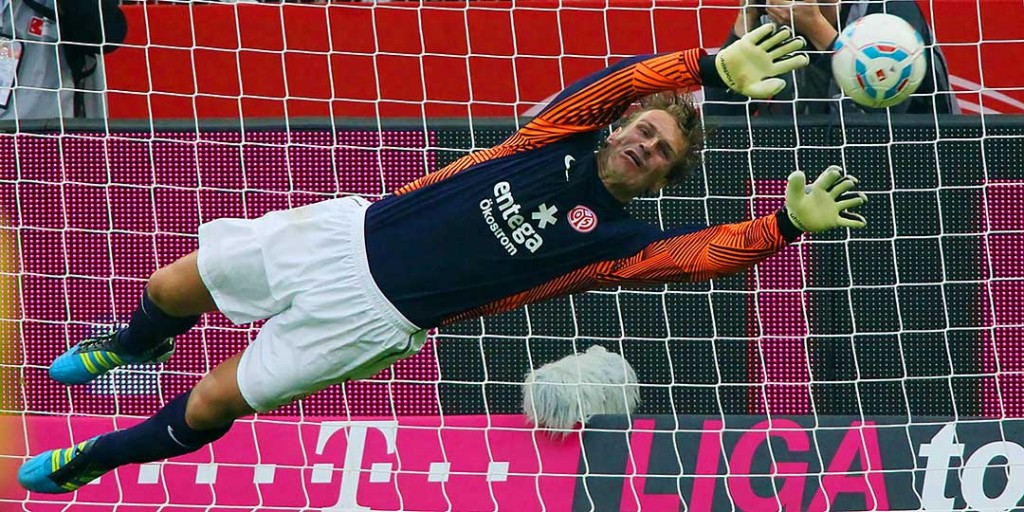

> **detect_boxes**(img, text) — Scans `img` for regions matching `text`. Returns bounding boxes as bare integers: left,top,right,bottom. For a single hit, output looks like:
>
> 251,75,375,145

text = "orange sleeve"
394,50,704,197
600,213,790,285
393,144,521,196
439,213,793,326
516,50,705,147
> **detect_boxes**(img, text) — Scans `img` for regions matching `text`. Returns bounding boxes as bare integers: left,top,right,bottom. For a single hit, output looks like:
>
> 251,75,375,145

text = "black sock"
89,391,232,469
116,288,199,357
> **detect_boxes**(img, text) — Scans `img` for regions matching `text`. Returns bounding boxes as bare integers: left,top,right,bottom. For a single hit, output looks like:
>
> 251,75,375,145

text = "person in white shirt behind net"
0,0,126,120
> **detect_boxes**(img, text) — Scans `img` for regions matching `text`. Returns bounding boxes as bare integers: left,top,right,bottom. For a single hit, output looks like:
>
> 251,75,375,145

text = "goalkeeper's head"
598,92,704,201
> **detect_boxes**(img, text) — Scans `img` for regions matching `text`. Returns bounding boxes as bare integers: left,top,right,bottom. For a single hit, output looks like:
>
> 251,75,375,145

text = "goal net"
3,0,1024,510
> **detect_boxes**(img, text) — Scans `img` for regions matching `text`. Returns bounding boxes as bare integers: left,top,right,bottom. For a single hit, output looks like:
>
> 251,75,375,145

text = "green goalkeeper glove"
785,166,868,233
714,23,810,99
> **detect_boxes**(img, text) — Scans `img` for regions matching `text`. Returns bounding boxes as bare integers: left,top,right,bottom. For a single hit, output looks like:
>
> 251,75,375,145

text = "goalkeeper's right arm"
582,165,868,286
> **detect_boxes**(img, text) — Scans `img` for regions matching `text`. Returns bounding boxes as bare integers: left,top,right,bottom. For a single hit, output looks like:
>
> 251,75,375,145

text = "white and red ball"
831,13,928,109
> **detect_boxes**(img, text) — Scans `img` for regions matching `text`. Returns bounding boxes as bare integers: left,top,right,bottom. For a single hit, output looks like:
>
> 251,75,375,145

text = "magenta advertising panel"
9,415,579,511
10,414,1024,510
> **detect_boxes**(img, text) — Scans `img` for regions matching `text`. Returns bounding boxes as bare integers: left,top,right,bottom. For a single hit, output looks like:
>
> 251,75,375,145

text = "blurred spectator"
704,0,958,116
0,0,126,120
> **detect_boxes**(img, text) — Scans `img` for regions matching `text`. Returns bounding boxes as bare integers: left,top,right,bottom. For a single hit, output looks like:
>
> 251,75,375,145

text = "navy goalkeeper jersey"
364,50,796,329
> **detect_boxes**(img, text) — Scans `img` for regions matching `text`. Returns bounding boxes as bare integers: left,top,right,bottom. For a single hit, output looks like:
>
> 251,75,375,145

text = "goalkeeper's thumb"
785,166,868,233
744,77,787,99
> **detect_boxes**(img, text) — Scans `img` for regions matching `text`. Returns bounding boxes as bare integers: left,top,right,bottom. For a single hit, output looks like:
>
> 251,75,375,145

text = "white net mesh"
3,0,1024,510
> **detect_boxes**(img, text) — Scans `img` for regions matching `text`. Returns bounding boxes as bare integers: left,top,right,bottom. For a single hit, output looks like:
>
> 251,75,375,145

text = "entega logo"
479,181,557,255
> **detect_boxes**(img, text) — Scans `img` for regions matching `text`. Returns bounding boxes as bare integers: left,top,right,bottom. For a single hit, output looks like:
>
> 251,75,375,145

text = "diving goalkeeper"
20,24,867,493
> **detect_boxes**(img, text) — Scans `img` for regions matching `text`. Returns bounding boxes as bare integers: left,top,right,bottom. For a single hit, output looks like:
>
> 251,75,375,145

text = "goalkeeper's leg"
49,251,217,385
19,350,253,493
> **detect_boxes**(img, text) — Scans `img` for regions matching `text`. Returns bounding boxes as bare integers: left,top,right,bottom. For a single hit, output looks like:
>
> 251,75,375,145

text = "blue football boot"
49,327,175,385
18,438,107,493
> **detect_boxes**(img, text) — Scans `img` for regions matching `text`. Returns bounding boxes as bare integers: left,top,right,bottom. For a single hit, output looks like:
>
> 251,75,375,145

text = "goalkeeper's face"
599,109,687,199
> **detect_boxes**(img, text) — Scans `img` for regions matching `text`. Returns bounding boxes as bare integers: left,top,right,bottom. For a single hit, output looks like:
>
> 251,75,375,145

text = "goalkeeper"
20,24,867,494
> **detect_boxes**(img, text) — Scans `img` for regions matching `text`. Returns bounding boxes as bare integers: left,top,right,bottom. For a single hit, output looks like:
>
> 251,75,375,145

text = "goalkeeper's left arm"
595,165,867,285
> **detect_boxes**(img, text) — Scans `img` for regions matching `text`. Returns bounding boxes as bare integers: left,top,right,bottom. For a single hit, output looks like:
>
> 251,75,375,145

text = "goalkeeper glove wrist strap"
698,54,727,89
777,207,805,242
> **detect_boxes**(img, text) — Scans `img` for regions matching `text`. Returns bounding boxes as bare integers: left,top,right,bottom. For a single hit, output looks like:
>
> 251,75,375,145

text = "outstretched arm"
396,25,809,196
394,51,709,196
440,211,798,326
520,24,810,147
516,50,706,146
440,167,866,325
605,165,868,284
439,212,796,326
601,211,798,285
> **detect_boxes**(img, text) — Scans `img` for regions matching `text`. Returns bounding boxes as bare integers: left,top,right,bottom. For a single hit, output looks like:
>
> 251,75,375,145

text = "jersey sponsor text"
480,181,544,255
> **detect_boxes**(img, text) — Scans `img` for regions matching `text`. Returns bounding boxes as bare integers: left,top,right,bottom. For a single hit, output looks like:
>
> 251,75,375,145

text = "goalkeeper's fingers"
812,166,844,190
747,77,788,99
771,52,810,76
767,35,807,61
836,192,869,229
759,25,796,50
836,193,868,213
838,211,868,229
744,22,778,45
829,175,859,198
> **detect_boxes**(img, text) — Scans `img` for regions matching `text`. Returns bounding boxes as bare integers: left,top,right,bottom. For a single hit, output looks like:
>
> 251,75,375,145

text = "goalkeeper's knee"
185,356,257,430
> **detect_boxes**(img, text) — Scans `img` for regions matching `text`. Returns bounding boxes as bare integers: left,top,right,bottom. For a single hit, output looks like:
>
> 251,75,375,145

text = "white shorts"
197,196,426,412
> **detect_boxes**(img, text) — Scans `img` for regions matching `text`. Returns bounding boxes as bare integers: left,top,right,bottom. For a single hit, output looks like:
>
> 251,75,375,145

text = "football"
831,13,928,109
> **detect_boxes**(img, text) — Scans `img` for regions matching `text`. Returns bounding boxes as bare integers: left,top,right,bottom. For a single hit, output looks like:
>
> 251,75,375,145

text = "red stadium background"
103,0,1024,121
